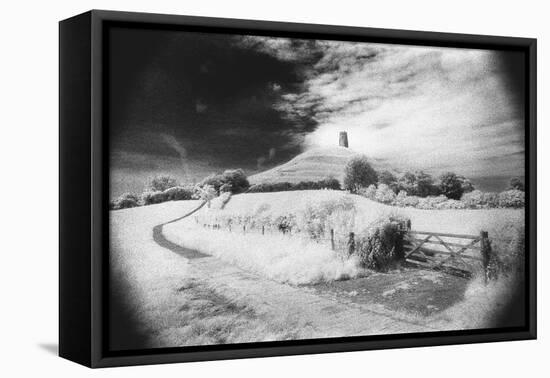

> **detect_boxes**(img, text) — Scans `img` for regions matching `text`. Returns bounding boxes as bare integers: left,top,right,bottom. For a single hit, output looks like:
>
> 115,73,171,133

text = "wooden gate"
402,230,491,278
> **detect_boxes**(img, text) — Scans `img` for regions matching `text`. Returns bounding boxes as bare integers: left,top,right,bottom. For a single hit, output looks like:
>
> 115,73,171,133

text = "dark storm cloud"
108,26,320,188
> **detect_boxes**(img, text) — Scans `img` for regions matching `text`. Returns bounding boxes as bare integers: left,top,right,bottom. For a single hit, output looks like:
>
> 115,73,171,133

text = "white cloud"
242,36,524,179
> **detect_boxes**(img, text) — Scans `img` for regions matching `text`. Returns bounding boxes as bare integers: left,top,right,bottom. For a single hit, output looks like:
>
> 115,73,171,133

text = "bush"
437,199,467,209
498,190,525,208
378,170,398,193
248,182,293,193
396,171,439,197
344,156,378,193
197,169,250,195
416,195,448,209
219,183,232,193
147,175,179,192
141,190,166,205
194,184,218,204
221,169,250,193
509,177,525,191
461,190,499,209
354,216,408,272
374,184,396,204
113,192,140,209
439,172,474,200
357,184,376,200
299,197,356,240
163,186,193,201
491,223,525,277
248,178,341,193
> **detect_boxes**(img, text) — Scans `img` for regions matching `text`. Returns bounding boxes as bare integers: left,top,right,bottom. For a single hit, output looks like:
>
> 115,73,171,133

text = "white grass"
110,200,318,347
432,274,522,330
218,190,524,236
163,222,363,285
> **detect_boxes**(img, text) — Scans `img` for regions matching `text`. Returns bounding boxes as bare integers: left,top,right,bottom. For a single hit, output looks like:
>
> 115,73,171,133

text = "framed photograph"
59,10,536,368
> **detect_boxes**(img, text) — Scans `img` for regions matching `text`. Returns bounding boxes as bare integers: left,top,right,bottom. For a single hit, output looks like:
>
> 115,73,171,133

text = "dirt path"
152,207,440,337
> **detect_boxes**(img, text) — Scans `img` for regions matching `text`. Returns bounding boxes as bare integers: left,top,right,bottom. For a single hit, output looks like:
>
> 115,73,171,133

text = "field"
110,190,524,349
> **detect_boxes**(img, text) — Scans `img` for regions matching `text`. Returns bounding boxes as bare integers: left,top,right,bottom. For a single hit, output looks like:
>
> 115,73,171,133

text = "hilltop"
249,146,390,185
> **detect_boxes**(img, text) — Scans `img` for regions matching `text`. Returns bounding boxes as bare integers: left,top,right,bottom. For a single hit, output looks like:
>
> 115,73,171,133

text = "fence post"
262,225,265,235
480,230,491,284
330,229,335,251
348,232,355,256
243,225,246,234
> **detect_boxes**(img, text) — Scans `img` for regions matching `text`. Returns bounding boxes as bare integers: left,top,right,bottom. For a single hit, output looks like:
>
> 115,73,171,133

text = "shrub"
298,197,356,240
196,169,250,194
397,171,439,197
508,177,525,191
194,184,218,204
163,186,193,201
113,192,140,209
439,172,472,200
437,199,467,209
498,190,525,208
354,216,409,272
248,182,293,193
198,174,225,193
378,170,398,193
357,184,377,200
343,156,378,193
461,190,485,209
147,175,179,192
248,178,341,193
219,183,232,193
461,190,499,209
491,223,525,277
141,190,166,205
320,178,342,190
416,195,448,209
374,184,396,204
221,169,250,193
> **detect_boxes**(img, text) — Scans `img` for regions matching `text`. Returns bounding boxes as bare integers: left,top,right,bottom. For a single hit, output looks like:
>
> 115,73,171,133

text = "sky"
108,26,525,198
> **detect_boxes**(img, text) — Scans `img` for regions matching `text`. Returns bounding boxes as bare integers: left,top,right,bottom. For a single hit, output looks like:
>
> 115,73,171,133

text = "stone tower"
339,131,349,148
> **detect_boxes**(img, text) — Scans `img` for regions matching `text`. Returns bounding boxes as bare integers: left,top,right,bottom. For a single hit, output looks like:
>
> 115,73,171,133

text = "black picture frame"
59,9,537,368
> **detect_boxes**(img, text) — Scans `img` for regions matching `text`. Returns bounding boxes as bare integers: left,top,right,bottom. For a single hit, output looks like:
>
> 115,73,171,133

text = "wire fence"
194,218,357,255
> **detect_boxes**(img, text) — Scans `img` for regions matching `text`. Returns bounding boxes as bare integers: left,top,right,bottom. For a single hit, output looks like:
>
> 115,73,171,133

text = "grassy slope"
220,190,524,236
248,146,391,185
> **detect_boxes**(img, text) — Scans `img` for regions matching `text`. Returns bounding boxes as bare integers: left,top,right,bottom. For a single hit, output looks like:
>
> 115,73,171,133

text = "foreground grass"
110,202,313,349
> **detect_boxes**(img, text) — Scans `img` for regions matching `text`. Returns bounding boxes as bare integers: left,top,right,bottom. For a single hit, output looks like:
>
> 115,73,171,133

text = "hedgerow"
357,184,524,209
248,178,341,193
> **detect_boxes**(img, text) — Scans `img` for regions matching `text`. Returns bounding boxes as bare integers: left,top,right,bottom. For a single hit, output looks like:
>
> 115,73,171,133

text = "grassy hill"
249,146,390,185
208,190,524,236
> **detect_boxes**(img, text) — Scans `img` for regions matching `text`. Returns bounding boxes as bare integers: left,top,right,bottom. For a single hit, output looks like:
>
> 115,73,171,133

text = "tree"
509,177,525,191
439,172,466,200
343,156,378,193
147,175,178,192
378,170,398,193
221,169,250,193
415,171,439,197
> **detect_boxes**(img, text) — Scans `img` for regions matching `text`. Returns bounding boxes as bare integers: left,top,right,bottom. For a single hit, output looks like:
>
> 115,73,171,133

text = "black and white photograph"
107,25,529,352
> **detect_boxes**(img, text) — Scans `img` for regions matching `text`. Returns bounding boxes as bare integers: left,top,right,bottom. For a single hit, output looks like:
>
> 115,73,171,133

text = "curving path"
151,201,440,339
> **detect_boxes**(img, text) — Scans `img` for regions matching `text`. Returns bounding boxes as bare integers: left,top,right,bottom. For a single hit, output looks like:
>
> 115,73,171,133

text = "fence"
196,218,358,256
197,217,494,279
401,226,493,279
